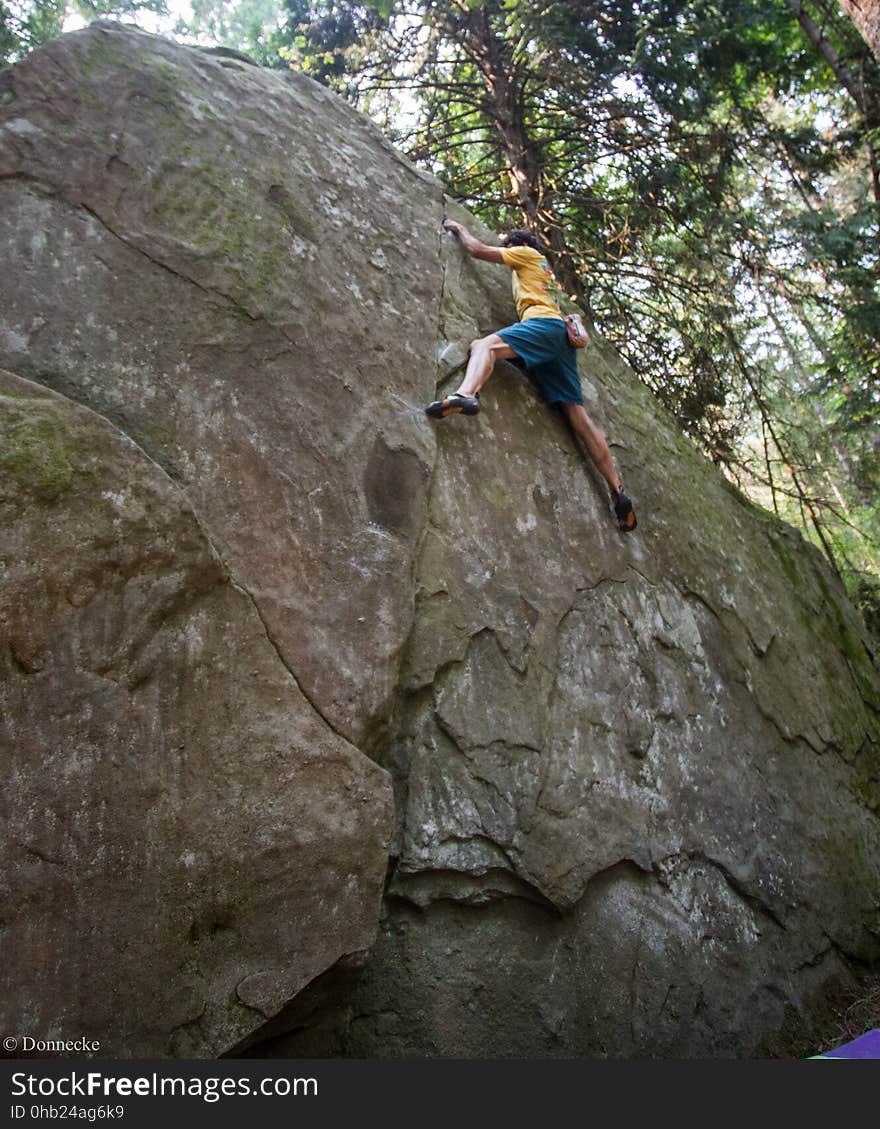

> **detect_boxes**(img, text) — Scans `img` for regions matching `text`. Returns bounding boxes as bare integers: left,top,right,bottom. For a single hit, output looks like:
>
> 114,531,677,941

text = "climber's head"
501,230,542,252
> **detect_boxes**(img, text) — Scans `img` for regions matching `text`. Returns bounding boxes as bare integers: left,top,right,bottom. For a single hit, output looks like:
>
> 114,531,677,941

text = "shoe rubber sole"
614,492,637,532
425,395,480,418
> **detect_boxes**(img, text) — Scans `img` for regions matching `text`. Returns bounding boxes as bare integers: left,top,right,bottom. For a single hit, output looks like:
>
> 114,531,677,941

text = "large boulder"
1,22,878,1058
262,303,880,1057
0,20,441,750
0,24,401,1057
273,356,880,1056
0,370,392,1056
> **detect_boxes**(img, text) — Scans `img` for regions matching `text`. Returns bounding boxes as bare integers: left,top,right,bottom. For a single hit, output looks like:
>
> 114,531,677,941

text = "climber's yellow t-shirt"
500,245,564,322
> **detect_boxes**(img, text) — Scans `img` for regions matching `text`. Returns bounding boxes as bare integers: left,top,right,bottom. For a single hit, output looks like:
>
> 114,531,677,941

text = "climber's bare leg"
561,403,623,495
456,334,517,397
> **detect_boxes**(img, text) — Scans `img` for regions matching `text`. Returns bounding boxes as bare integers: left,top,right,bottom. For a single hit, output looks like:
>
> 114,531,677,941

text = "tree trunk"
839,0,880,60
454,8,589,305
783,1,880,216
782,0,868,111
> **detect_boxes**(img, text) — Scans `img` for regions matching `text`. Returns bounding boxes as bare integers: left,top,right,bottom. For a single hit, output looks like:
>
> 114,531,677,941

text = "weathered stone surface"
261,351,880,1056
331,330,880,1055
0,369,392,1056
2,23,879,1059
0,20,443,750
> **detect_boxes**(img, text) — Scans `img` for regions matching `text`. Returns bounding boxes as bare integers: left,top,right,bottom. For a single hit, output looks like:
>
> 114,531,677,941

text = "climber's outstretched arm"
443,219,505,264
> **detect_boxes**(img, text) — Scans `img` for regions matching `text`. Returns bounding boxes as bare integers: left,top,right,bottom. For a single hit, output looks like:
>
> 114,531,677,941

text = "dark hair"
501,229,542,251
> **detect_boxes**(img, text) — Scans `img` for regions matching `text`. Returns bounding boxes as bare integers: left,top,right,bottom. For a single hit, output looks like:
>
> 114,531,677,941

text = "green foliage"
173,0,288,66
1,0,66,62
277,1,390,80
1,0,168,64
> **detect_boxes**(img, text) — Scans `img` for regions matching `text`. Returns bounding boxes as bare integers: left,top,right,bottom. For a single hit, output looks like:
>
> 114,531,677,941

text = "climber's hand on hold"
443,219,504,263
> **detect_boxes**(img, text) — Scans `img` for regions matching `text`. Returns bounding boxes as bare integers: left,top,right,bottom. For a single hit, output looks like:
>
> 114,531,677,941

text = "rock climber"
426,219,637,533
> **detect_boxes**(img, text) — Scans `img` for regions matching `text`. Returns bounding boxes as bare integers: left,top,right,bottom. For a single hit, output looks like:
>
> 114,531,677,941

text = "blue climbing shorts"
497,316,583,407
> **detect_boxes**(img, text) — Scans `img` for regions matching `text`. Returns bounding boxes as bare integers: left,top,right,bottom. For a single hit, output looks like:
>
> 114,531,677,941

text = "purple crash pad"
818,1029,880,1059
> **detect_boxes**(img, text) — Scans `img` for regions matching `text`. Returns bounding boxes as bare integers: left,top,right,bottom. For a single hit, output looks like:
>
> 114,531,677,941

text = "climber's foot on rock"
425,392,480,419
613,490,637,533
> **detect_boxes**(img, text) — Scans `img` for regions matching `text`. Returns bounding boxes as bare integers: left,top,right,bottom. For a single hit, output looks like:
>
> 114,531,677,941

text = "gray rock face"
0,21,440,750
0,371,392,1057
0,22,405,1054
270,358,880,1057
1,23,878,1058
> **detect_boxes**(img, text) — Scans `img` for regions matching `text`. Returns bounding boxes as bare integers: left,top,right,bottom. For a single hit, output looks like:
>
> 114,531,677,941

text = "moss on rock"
0,404,94,499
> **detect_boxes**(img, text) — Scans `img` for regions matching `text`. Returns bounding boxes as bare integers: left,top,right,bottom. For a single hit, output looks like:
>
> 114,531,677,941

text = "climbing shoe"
425,392,480,419
614,490,637,533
